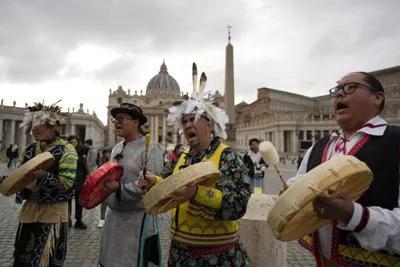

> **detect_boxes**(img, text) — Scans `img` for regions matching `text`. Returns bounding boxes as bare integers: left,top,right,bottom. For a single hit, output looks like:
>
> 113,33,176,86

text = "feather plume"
192,63,198,98
198,72,207,99
167,63,228,139
19,100,68,129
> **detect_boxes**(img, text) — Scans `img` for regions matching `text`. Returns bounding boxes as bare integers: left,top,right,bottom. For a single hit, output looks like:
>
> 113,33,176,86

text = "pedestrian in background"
84,139,98,173
168,143,183,162
68,135,89,229
243,138,268,193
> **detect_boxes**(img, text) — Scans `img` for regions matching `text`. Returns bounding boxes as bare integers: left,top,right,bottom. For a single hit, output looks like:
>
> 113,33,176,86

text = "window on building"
306,131,312,140
117,98,122,104
315,130,321,140
298,130,304,140
283,131,292,153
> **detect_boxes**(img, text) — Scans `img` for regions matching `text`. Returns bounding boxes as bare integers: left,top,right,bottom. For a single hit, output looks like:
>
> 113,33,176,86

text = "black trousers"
68,190,83,221
74,189,83,220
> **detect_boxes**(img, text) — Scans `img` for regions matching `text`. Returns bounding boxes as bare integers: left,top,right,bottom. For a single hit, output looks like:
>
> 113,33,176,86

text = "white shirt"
288,115,400,257
248,150,262,165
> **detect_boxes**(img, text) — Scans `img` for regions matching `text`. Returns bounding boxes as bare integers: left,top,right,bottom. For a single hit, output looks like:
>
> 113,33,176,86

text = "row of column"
272,128,336,154
0,119,28,150
0,118,97,150
148,114,184,145
149,114,161,144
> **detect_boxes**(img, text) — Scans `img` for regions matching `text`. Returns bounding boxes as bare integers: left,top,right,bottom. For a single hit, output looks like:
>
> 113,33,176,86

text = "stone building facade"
106,61,188,151
0,101,105,152
234,66,400,155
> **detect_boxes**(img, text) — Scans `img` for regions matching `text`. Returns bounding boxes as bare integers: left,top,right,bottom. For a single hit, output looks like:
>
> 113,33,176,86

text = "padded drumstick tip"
259,141,279,166
145,133,151,149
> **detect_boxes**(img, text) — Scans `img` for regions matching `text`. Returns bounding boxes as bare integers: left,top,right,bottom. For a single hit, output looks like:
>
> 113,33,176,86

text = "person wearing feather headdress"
139,63,252,266
4,101,78,267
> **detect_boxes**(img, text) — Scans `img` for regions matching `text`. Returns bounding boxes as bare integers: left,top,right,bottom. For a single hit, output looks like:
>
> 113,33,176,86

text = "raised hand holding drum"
0,152,54,196
143,161,220,215
267,155,373,241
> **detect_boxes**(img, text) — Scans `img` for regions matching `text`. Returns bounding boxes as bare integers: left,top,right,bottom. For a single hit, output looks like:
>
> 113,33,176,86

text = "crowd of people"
0,69,399,267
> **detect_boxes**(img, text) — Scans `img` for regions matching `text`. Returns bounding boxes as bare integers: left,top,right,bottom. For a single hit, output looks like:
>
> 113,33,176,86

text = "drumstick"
142,133,151,190
273,165,288,190
259,141,288,190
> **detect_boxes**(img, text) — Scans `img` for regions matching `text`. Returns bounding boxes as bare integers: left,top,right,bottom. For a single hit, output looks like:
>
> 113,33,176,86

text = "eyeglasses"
329,82,373,97
111,116,132,124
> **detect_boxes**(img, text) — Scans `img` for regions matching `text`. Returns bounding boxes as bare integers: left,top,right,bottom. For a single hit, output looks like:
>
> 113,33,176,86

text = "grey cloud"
0,0,399,110
0,0,246,83
93,57,137,81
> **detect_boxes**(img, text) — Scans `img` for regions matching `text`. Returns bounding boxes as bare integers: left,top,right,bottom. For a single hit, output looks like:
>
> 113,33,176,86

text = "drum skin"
80,162,123,209
143,161,220,215
0,152,54,197
267,155,373,241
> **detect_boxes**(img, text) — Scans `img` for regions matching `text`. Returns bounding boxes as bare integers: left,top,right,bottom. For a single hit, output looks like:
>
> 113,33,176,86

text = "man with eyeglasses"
97,103,164,267
288,72,400,266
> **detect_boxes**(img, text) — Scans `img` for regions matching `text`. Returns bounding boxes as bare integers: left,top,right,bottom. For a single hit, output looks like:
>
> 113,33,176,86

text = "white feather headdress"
20,100,68,130
167,63,229,139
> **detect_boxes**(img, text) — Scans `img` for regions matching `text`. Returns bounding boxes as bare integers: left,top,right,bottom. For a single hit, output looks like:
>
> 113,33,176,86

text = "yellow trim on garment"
338,244,400,266
169,143,240,246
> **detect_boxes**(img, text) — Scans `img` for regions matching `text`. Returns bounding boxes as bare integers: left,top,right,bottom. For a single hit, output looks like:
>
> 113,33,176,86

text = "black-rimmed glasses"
111,116,132,124
329,82,373,97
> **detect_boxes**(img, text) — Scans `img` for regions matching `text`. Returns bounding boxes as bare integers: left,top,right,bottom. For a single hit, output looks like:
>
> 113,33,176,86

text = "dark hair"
84,139,93,145
249,138,260,146
67,135,80,144
68,135,87,154
102,146,112,154
354,71,385,112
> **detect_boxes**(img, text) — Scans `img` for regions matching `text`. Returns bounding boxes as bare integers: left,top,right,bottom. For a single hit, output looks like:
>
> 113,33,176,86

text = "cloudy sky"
1,0,399,123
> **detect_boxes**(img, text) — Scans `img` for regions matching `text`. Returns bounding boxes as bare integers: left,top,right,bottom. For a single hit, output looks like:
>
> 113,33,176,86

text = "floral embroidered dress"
159,137,252,267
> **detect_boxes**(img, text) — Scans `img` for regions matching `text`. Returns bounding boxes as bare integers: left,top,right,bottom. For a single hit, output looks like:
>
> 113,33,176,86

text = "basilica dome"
146,61,180,95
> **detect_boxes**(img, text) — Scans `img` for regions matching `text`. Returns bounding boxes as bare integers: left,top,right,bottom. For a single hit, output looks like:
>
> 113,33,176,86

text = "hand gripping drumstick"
259,141,288,190
142,133,151,190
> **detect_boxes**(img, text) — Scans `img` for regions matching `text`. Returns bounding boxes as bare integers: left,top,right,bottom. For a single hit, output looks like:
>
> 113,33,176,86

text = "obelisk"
224,25,235,125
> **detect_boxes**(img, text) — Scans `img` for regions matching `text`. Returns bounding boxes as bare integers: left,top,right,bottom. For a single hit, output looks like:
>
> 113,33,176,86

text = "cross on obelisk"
227,25,232,43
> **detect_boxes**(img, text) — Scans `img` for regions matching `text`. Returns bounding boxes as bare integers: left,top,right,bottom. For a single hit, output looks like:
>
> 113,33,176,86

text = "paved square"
0,162,315,266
